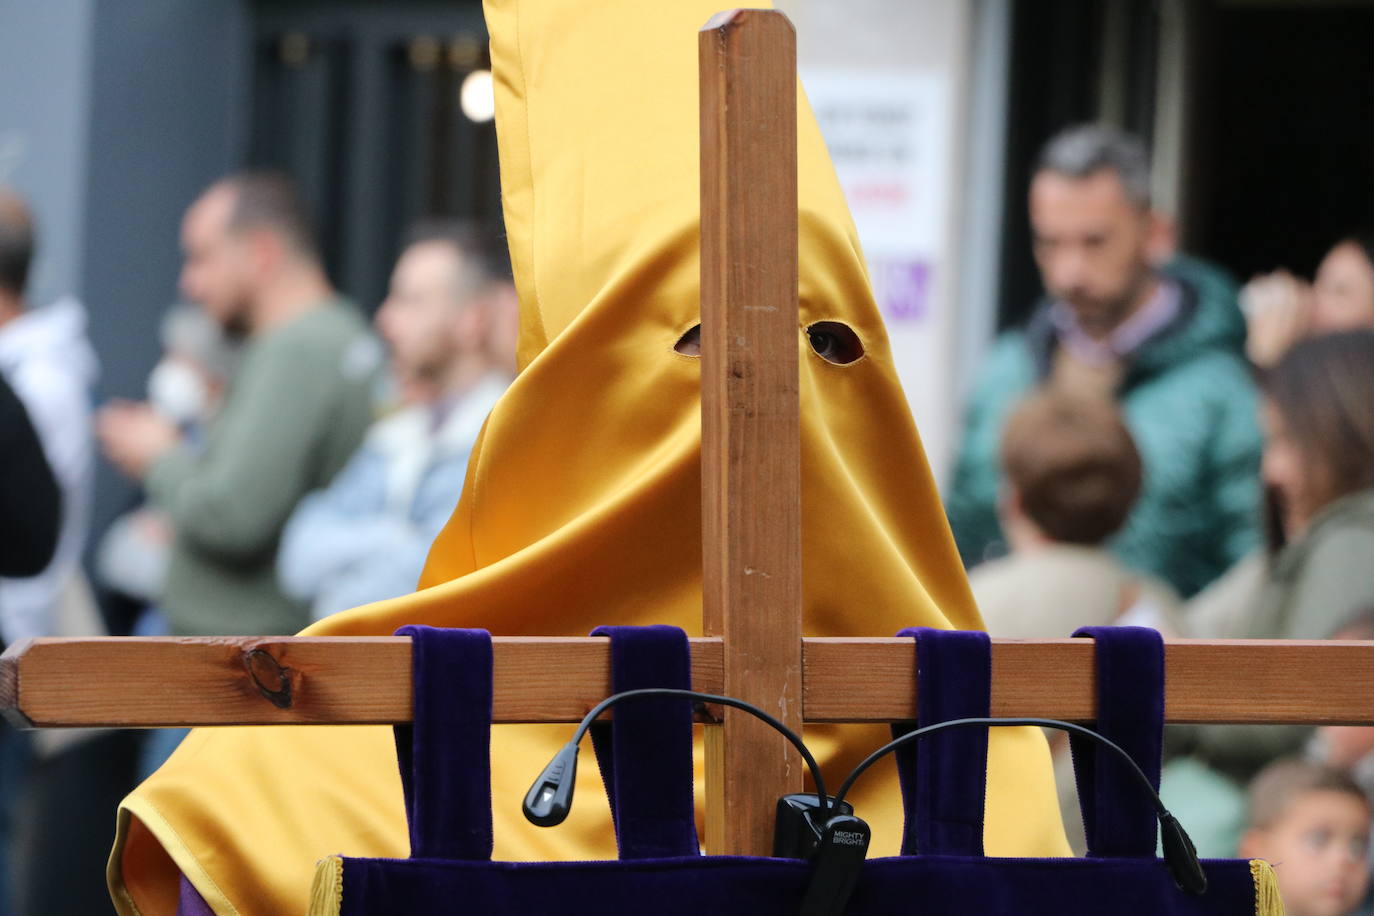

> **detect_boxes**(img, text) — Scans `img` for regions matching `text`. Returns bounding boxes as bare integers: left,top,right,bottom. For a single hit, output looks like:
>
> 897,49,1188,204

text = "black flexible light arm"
829,716,1208,896
832,717,1157,810
525,698,1206,896
523,687,831,827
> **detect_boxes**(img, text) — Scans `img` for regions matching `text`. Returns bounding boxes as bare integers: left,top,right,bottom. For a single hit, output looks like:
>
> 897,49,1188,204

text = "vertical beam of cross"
699,8,803,857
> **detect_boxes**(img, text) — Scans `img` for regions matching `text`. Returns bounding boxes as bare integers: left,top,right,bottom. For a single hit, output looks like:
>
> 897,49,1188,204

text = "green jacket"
148,300,381,635
945,257,1262,598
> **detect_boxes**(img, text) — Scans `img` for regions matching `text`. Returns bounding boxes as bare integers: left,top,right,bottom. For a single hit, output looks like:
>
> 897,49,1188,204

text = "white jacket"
0,297,101,644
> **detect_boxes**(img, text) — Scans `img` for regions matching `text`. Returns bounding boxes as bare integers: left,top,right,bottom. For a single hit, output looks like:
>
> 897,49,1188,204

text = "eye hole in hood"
673,324,702,356
674,321,865,365
806,321,864,365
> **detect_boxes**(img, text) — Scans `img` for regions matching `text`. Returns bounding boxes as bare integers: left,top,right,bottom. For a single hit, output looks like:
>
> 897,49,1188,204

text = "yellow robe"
109,0,1069,912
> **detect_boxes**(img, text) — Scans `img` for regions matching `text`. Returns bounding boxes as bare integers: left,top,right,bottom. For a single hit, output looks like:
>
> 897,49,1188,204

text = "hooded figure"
109,0,1068,911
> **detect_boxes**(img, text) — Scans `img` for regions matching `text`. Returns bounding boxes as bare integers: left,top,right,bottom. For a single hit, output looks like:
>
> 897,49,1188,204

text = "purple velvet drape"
296,624,1262,915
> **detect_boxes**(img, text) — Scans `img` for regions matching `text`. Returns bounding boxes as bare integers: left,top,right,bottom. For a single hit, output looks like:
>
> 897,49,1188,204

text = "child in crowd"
1240,759,1372,916
969,387,1180,638
970,389,1184,855
1306,613,1374,915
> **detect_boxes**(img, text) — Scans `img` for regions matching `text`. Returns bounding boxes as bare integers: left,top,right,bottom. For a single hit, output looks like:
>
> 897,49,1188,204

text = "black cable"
571,689,830,816
832,716,1163,814
529,701,1205,895
525,687,830,826
828,716,1208,895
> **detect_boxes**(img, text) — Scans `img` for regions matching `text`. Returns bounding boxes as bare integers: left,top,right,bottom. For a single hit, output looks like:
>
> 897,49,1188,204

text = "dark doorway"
995,0,1161,330
250,0,500,313
1190,4,1374,281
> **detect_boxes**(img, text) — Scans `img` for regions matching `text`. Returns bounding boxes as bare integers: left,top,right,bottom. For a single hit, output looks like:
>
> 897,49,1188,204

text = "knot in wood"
243,647,294,709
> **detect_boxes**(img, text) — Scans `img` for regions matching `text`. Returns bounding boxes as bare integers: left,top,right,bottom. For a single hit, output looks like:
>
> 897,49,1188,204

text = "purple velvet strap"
891,627,990,857
393,625,494,862
1070,626,1165,859
588,625,699,859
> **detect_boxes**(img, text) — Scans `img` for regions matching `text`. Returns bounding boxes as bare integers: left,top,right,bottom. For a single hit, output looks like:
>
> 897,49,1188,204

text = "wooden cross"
4,10,1374,861
699,9,804,855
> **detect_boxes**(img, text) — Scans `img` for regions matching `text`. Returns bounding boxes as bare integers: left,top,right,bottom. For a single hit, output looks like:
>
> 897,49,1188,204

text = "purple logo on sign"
876,259,931,323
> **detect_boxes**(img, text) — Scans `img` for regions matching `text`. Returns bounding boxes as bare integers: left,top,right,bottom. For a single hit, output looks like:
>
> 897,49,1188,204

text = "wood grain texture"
7,637,1374,728
804,638,1374,724
0,636,723,729
698,8,803,857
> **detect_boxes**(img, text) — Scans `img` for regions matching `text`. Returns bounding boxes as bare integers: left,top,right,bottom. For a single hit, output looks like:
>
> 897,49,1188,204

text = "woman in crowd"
1247,329,1374,639
1177,328,1374,812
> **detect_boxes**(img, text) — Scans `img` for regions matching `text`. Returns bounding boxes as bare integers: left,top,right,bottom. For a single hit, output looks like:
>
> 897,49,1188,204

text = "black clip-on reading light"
522,687,864,916
524,692,1208,916
523,688,833,829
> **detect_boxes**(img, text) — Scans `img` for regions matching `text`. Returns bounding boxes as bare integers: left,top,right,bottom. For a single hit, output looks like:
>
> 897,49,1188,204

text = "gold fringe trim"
1250,858,1285,915
307,856,344,916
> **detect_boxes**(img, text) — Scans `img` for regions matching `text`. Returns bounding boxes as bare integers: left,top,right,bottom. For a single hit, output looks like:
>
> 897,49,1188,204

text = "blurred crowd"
0,120,1372,914
0,176,517,913
950,125,1374,916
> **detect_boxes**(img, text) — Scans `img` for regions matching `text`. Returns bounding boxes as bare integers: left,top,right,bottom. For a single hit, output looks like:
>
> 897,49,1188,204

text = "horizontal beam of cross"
4,636,1372,728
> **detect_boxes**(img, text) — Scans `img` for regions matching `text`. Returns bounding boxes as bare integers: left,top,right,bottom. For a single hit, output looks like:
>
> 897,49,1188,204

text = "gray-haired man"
945,124,1262,599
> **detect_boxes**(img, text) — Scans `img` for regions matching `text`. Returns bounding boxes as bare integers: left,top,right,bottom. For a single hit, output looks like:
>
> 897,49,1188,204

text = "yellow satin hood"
110,0,1068,912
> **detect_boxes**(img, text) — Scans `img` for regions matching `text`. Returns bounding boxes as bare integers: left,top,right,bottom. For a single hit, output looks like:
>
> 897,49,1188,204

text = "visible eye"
806,321,864,365
674,324,701,357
